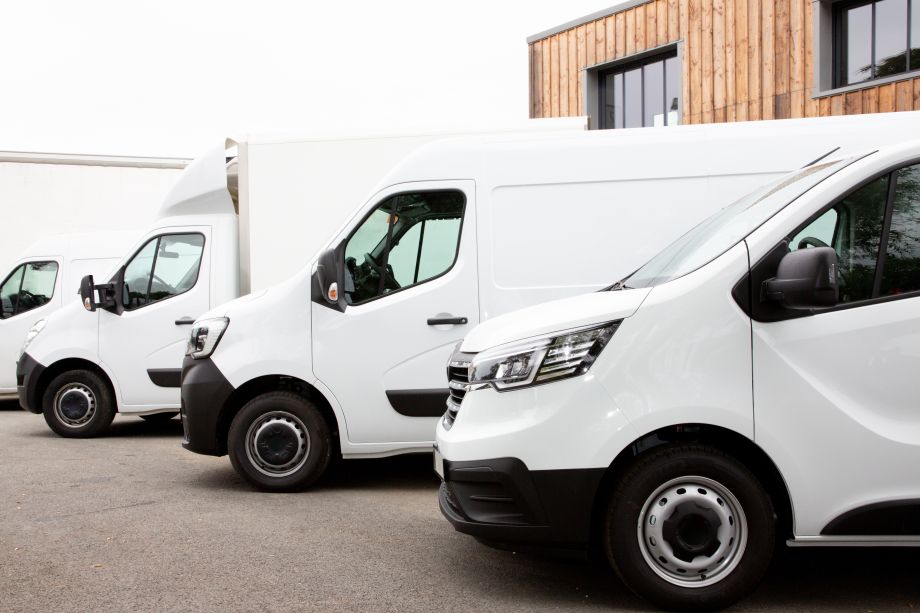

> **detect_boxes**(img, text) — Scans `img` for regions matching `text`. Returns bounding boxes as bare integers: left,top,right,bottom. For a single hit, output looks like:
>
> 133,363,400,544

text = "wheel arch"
588,423,794,555
35,358,117,413
215,375,342,456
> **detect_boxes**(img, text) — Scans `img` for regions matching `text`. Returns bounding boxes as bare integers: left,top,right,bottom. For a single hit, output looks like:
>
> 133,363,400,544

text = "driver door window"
122,234,205,311
0,261,58,320
343,191,465,305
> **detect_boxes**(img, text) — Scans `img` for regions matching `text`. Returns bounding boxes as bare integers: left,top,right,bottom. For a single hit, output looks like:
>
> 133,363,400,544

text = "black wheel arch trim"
822,500,920,536
147,368,182,388
386,389,449,417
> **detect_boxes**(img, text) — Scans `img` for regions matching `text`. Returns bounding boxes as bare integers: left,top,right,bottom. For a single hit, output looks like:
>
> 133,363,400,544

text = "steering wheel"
797,237,829,249
363,252,387,276
363,252,400,291
150,273,172,292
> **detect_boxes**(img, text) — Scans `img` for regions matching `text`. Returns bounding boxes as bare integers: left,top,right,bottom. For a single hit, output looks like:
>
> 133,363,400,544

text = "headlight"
186,317,229,359
19,318,47,359
469,321,620,391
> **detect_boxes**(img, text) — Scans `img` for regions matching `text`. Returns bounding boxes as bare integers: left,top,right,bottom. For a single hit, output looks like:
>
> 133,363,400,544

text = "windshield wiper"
605,279,632,291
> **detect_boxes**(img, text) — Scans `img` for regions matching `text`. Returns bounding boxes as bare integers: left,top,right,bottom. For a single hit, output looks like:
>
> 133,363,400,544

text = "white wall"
0,157,186,271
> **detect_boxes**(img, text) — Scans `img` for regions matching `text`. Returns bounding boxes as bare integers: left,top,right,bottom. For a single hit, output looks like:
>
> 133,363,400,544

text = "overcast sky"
0,1,612,158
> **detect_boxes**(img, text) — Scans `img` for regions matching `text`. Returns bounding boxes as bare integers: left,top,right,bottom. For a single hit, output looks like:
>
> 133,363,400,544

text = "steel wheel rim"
636,475,748,588
245,411,311,478
53,384,97,428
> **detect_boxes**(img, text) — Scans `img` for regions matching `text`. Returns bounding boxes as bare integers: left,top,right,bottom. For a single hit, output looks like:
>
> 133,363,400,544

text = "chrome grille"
444,357,472,430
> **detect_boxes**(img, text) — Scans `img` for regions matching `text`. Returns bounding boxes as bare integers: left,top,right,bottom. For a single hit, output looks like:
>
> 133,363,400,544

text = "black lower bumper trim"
439,457,605,549
180,356,235,456
16,353,45,414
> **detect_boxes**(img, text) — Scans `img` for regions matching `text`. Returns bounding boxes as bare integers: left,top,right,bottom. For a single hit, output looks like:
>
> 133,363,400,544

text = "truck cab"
16,145,239,436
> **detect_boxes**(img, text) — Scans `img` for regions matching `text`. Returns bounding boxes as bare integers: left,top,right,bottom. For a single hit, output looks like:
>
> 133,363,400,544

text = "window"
835,0,920,87
598,50,680,129
121,233,205,310
343,191,465,305
789,162,920,304
0,261,58,319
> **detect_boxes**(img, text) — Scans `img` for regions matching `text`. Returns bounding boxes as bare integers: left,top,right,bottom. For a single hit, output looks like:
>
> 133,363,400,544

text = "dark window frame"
597,48,679,130
751,157,920,322
341,189,467,307
119,232,206,312
0,260,59,320
833,0,917,87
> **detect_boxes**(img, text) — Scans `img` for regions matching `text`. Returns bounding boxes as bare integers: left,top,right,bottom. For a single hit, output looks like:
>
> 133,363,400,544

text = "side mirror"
762,247,838,309
311,248,346,311
79,275,97,311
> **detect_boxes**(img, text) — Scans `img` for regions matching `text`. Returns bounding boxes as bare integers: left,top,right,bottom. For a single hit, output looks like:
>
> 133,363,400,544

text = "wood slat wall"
529,0,920,124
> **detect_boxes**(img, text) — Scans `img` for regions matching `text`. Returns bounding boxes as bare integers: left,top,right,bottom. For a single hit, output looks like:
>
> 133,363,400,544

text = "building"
528,0,920,128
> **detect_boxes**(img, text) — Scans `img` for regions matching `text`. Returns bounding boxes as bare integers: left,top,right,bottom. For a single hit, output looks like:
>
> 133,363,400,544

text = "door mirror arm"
79,268,126,315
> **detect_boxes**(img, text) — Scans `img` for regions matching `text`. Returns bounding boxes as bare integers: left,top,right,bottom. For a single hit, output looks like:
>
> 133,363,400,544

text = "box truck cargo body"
174,112,920,492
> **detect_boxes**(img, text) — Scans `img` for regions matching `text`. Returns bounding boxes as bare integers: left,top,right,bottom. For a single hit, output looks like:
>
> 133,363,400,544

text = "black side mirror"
80,268,126,315
79,275,97,311
311,248,346,311
762,247,838,309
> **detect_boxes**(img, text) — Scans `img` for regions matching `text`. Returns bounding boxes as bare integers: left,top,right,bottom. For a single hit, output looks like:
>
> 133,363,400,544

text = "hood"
461,288,651,353
196,289,268,322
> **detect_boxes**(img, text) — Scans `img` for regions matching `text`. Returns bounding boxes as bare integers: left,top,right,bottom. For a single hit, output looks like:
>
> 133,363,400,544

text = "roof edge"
527,0,654,44
0,151,190,169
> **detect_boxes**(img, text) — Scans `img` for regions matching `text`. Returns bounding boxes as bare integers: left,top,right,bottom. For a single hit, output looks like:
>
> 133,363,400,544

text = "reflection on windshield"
619,157,863,289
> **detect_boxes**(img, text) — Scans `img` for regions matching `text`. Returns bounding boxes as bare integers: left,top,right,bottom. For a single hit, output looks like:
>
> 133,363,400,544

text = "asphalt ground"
0,401,917,612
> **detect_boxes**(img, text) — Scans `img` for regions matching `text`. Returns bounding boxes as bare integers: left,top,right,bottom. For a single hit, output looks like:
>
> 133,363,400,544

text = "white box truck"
13,121,584,434
172,113,920,493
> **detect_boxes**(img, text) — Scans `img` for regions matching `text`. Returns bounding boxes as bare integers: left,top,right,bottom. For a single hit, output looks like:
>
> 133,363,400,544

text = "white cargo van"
177,114,920,492
435,141,920,610
14,122,584,435
0,232,137,398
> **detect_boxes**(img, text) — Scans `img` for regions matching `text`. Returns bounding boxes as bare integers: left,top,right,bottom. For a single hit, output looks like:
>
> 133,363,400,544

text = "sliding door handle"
427,316,468,326
175,317,195,326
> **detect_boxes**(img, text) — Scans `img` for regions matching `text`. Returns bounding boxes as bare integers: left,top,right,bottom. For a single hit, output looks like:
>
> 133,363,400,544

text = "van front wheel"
42,369,116,438
604,444,775,611
228,392,332,492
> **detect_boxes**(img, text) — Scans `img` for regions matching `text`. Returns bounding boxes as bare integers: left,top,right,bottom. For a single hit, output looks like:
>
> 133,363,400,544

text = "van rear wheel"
228,392,332,492
42,369,116,438
604,444,775,611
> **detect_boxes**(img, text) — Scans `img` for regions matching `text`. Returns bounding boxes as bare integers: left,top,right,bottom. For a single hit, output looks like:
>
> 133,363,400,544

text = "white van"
176,115,920,492
0,232,137,398
434,141,920,610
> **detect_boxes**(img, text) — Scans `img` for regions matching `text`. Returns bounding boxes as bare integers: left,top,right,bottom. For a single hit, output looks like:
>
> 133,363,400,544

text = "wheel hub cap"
53,384,96,428
637,476,747,588
245,411,311,478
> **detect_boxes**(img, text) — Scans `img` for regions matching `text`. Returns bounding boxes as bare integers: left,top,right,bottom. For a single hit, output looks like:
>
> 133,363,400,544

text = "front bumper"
16,352,45,414
438,456,604,549
180,356,235,456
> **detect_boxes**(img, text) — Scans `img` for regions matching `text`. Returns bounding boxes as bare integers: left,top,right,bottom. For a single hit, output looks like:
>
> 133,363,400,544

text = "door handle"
427,316,468,326
175,317,195,326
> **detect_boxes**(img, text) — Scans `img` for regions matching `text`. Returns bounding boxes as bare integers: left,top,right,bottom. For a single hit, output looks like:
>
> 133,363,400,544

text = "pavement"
0,400,917,612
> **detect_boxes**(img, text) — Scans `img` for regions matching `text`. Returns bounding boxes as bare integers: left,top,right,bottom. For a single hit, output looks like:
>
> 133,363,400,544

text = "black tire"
604,444,775,611
42,369,116,438
228,391,332,492
140,412,179,422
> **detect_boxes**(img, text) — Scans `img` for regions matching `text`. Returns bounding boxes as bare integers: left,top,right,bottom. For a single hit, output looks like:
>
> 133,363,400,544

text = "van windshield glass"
618,157,861,289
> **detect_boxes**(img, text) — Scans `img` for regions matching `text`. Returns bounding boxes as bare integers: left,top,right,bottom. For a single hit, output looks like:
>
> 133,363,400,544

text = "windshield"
619,156,863,289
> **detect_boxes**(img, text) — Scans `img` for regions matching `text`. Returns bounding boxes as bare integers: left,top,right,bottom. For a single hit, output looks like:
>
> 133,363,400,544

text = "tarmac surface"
0,400,917,612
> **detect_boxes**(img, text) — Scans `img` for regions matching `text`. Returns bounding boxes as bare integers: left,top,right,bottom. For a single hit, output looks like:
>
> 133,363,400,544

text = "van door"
99,229,210,409
0,259,62,391
752,162,920,537
312,181,477,444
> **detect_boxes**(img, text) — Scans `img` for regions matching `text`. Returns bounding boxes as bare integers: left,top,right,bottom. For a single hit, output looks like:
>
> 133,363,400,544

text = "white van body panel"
0,232,138,395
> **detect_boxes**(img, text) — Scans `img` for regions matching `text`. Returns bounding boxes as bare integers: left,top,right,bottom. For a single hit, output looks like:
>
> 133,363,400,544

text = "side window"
122,234,205,311
880,164,920,295
0,262,59,320
342,190,465,305
0,265,25,320
792,175,889,304
19,262,59,313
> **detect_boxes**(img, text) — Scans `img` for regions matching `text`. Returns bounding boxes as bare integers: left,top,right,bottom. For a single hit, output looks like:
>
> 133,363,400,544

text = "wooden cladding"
529,0,920,125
